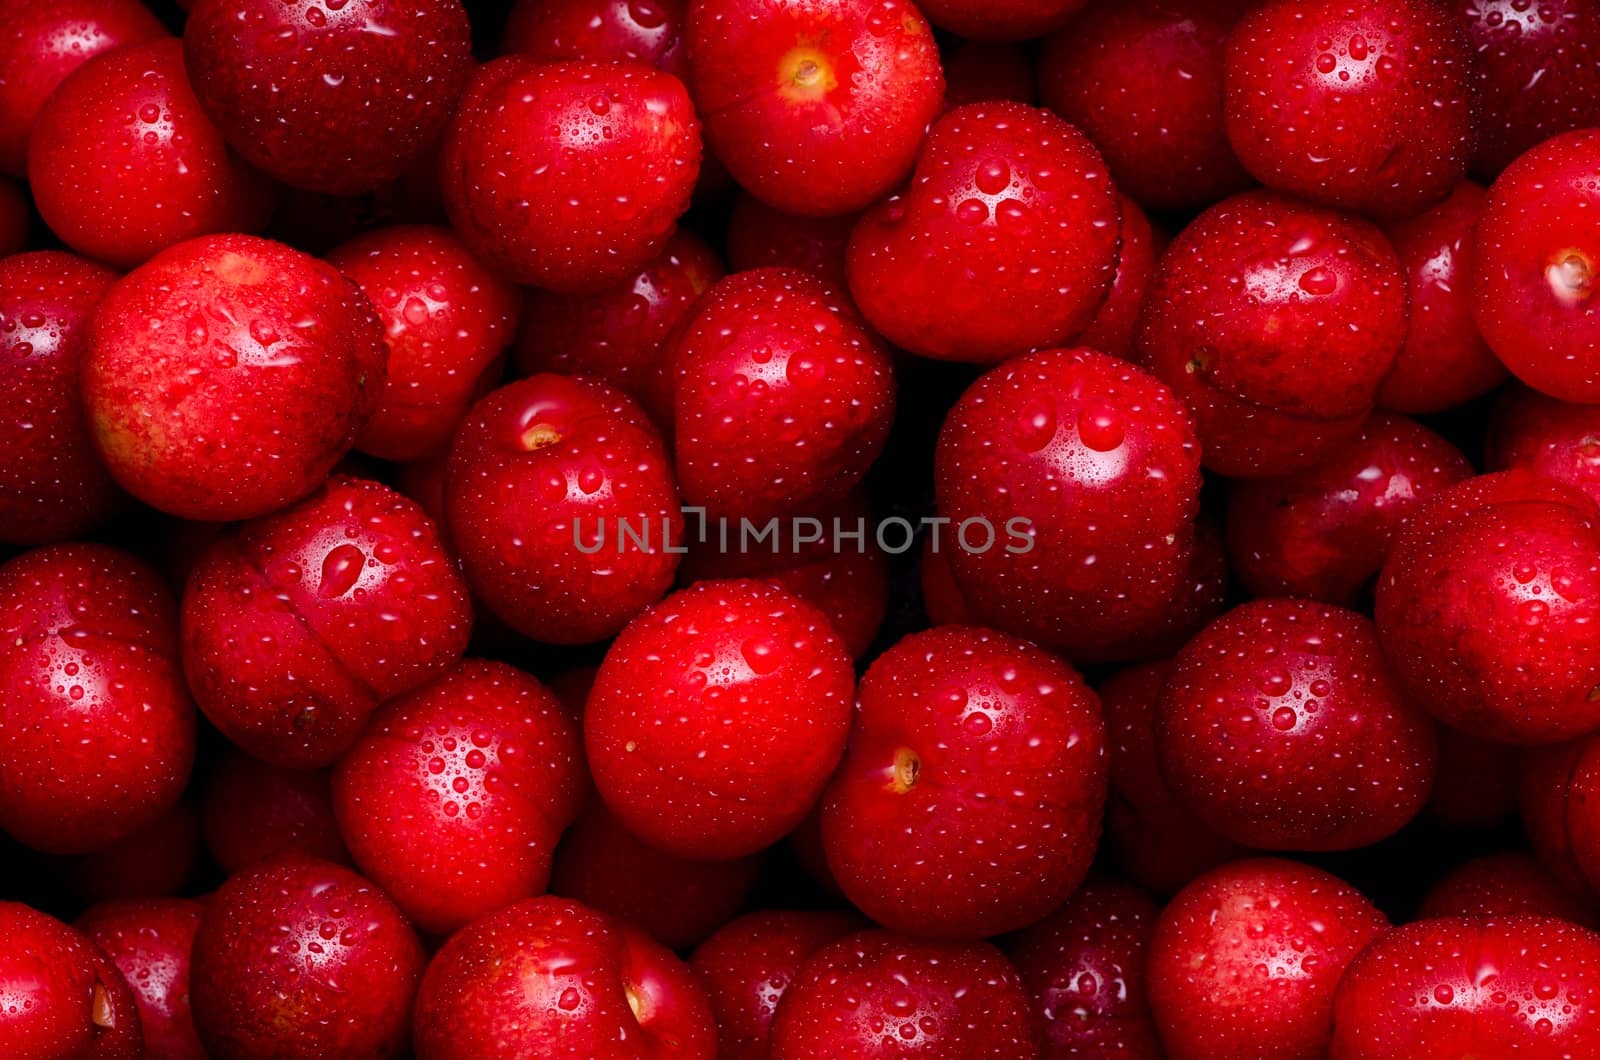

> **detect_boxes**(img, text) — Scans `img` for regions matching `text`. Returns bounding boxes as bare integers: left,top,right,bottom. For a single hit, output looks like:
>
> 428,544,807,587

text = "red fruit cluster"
2,1,1600,1057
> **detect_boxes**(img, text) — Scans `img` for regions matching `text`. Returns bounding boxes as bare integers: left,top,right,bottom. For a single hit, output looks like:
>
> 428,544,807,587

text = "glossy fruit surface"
1488,385,1600,510
183,0,472,194
1522,731,1600,899
83,233,385,521
0,900,142,1059
1070,194,1160,360
77,897,206,1060
847,102,1120,364
503,0,690,77
820,625,1108,939
1418,851,1596,926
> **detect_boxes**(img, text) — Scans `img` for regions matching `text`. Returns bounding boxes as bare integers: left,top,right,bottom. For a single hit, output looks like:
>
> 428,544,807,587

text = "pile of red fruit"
3,0,1600,1055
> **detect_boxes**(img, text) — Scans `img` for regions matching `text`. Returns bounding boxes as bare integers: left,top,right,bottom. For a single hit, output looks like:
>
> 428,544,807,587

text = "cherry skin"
28,39,273,270
726,193,854,292
1418,852,1596,927
0,0,168,178
1457,0,1600,177
939,40,1034,111
1376,180,1508,414
0,544,195,856
820,625,1108,939
1098,660,1250,898
64,804,200,903
1375,471,1600,744
769,930,1036,1057
666,267,895,522
685,0,942,217
1522,730,1600,900
1330,916,1600,1057
190,856,424,1059
550,800,761,951
916,0,1086,41
1004,875,1164,1059
1070,194,1161,360
1226,413,1473,606
1137,190,1407,477
0,900,142,1059
847,102,1120,364
412,896,717,1060
503,0,689,78
200,748,350,874
513,229,723,427
689,910,864,1060
1223,0,1478,219
441,58,701,293
1488,384,1600,509
332,660,587,937
0,251,124,546
83,233,386,522
77,898,207,1060
327,225,521,463
1039,0,1254,212
1148,858,1389,1060
585,579,854,860
1473,129,1600,402
181,476,472,768
934,347,1202,663
445,373,683,645
1161,599,1438,851
183,0,472,195
0,176,27,254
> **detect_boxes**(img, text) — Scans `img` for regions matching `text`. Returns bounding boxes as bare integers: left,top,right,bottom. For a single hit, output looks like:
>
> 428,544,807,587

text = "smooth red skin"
1161,600,1437,851
66,804,199,902
1039,0,1253,212
586,579,854,860
504,0,689,77
1098,661,1249,898
83,233,385,521
550,800,760,950
442,58,701,292
77,898,205,1060
1523,732,1600,900
182,476,471,767
726,194,854,292
0,0,168,178
190,857,423,1059
1375,473,1600,744
28,39,272,270
1005,876,1163,1060
445,374,683,645
1149,859,1388,1060
1136,190,1406,477
770,930,1036,1058
0,545,194,856
1419,852,1597,927
1489,386,1600,511
201,749,349,874
327,225,520,462
514,229,723,427
1428,725,1520,829
934,347,1202,663
0,901,142,1059
1226,413,1473,606
1459,0,1600,177
917,0,1086,40
847,102,1120,364
940,40,1033,111
1473,130,1600,401
332,660,586,937
412,896,717,1060
1223,0,1478,220
1072,194,1158,360
0,251,123,546
183,0,471,195
918,537,975,627
1376,179,1508,413
685,0,941,217
690,910,863,1060
0,176,26,254
1330,916,1600,1057
821,626,1108,939
667,268,895,522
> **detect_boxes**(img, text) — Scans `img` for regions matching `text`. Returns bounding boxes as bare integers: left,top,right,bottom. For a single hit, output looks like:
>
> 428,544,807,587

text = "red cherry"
201,748,350,874
726,193,855,292
1488,385,1600,511
1069,194,1162,360
1419,852,1596,927
821,625,1107,939
1522,731,1600,900
503,0,690,78
0,901,142,1058
77,898,207,1060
